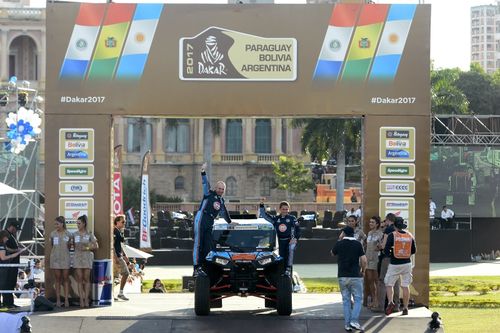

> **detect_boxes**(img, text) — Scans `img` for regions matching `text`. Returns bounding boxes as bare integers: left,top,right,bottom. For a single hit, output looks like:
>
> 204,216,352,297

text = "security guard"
259,200,300,275
192,163,232,277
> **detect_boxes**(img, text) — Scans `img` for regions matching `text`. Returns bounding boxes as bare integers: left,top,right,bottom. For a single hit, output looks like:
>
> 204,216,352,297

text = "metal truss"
431,114,500,146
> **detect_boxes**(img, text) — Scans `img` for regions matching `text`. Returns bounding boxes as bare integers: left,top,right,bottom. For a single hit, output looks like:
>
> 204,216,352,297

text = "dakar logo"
198,35,227,76
213,201,221,210
278,224,288,233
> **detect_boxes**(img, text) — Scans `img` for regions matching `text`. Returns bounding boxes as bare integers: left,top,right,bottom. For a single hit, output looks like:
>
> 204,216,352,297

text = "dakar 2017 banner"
49,3,429,119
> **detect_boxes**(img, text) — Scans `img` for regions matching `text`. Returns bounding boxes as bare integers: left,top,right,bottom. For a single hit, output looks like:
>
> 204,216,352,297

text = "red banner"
113,145,123,215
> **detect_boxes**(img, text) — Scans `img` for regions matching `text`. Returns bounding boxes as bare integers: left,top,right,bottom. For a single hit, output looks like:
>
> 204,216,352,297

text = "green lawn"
430,308,500,333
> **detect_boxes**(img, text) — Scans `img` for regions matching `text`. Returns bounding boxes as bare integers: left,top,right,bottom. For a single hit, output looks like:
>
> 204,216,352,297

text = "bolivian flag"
115,4,163,79
341,4,389,81
87,3,136,80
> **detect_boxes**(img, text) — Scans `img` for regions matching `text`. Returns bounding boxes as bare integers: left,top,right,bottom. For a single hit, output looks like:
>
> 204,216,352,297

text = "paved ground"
9,261,494,332
27,293,440,333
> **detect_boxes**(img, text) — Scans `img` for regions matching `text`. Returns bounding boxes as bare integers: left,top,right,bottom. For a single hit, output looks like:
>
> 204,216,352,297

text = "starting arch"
45,2,431,304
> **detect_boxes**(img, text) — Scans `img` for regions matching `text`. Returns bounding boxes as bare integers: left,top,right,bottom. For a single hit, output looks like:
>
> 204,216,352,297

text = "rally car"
194,216,292,316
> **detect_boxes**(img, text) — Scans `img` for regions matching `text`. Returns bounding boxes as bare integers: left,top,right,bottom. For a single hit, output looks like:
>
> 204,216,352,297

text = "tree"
456,63,494,115
431,67,469,115
292,118,361,211
122,176,157,211
271,156,315,200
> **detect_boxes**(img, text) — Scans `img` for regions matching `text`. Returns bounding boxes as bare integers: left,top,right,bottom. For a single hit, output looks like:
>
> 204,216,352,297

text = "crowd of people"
332,213,417,331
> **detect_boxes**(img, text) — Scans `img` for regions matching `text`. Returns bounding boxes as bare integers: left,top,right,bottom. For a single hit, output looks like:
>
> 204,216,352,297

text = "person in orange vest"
383,217,416,316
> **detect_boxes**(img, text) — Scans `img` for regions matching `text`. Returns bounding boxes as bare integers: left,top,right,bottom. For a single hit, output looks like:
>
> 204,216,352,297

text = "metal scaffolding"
0,80,44,255
431,114,500,146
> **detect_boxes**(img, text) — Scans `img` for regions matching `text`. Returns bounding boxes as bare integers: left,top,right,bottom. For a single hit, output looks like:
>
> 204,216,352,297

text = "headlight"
215,257,230,265
258,257,273,266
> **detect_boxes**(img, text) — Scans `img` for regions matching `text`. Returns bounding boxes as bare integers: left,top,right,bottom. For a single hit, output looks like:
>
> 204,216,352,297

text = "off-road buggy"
194,216,292,316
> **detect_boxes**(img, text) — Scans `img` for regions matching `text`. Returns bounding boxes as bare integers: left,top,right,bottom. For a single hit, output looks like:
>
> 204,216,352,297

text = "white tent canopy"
123,244,153,259
0,182,25,196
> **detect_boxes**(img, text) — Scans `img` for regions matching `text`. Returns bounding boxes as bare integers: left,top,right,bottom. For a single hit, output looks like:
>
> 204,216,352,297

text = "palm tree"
293,118,361,212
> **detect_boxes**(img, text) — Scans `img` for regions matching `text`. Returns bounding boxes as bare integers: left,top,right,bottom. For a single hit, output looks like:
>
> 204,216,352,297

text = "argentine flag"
59,4,106,79
115,4,163,79
370,4,416,81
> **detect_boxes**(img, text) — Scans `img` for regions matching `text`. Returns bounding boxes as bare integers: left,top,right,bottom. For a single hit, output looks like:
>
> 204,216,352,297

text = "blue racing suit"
193,171,231,267
259,204,301,269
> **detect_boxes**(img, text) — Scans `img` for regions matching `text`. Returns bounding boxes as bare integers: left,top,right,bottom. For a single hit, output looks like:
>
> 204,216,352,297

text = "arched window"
165,119,190,153
226,119,242,153
260,177,272,197
127,119,152,153
225,176,237,197
9,35,38,80
255,119,271,153
174,176,185,190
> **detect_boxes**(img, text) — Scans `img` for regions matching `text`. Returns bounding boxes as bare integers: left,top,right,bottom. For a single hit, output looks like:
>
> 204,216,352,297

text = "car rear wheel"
276,275,292,316
194,275,211,315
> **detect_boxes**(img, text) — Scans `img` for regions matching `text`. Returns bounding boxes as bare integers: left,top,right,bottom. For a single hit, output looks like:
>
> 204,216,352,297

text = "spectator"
149,279,166,293
331,226,367,332
354,206,362,220
340,215,366,246
429,198,436,219
384,217,417,316
32,259,44,276
3,221,22,309
439,206,454,229
73,215,98,308
113,215,130,301
372,213,400,313
364,216,383,310
49,216,72,308
16,271,28,291
350,190,358,203
0,230,24,308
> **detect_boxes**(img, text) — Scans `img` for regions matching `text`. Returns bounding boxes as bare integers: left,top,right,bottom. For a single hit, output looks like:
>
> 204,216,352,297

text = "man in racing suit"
259,200,300,275
193,163,232,276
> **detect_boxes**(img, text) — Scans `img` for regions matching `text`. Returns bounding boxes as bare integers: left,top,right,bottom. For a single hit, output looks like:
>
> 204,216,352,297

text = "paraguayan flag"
59,4,106,79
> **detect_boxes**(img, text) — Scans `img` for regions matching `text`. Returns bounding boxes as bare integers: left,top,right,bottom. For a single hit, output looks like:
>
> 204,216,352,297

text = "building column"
220,119,227,154
40,30,46,83
244,118,253,154
0,30,8,81
153,119,163,160
274,118,282,155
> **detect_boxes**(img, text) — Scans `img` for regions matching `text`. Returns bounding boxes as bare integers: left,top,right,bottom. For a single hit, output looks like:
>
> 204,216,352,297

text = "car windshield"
213,229,275,251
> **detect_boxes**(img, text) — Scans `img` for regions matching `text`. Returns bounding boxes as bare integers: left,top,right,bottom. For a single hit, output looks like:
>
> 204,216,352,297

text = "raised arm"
201,162,210,196
259,202,275,224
